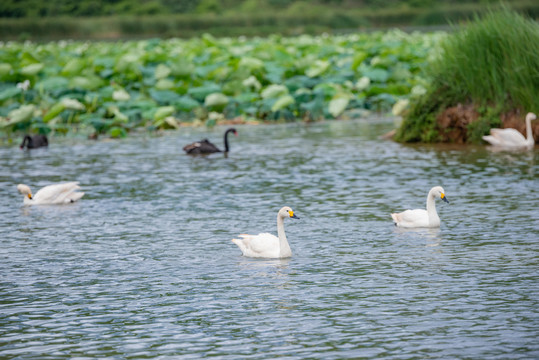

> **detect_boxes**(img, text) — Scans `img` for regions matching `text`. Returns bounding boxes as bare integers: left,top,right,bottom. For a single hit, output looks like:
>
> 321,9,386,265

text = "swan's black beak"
289,211,299,219
441,193,449,203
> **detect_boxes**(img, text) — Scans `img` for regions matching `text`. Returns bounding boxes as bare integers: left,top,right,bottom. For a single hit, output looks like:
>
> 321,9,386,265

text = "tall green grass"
395,7,539,143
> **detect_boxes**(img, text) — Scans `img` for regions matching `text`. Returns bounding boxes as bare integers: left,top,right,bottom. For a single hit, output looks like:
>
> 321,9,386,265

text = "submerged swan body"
183,128,237,154
17,182,85,205
232,206,299,258
391,186,449,228
482,112,537,149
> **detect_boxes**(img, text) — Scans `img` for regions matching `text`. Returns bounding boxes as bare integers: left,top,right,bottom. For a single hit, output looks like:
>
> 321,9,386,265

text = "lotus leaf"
0,63,13,77
8,104,35,124
62,59,86,76
155,64,172,79
113,89,131,101
305,60,330,78
328,98,349,118
154,106,175,121
271,95,295,112
36,77,70,91
20,63,44,76
175,96,201,112
0,87,22,102
262,84,288,99
155,79,175,90
205,93,229,107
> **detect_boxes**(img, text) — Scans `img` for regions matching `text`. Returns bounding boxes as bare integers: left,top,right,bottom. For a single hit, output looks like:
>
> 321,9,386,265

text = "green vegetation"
0,31,439,140
395,8,539,143
0,1,537,40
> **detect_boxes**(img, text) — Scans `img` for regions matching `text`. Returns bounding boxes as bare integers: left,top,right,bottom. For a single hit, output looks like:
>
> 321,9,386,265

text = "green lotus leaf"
271,95,295,112
261,84,288,99
351,51,368,71
175,96,200,112
239,57,264,70
205,93,229,107
155,78,175,90
188,84,221,101
149,89,181,104
306,60,330,78
155,64,171,79
62,58,86,76
43,102,66,122
328,97,349,118
36,77,70,91
69,76,103,90
0,63,12,77
0,87,21,102
8,104,36,124
61,98,85,111
20,63,44,76
170,61,195,77
109,126,127,138
363,68,389,83
113,89,131,101
154,106,175,121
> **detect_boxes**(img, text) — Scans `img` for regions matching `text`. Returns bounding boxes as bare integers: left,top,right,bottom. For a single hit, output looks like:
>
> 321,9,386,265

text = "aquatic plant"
395,7,539,143
0,30,440,140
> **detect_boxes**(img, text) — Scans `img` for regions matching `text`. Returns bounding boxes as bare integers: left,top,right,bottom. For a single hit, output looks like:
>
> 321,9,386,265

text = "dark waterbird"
183,128,237,154
20,134,48,149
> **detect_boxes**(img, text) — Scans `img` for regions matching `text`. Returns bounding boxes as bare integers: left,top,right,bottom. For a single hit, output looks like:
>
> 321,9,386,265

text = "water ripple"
1,118,538,359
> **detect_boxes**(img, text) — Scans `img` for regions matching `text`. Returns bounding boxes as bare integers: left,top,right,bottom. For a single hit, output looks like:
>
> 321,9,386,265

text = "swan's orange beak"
441,193,449,203
288,210,299,219
28,194,32,199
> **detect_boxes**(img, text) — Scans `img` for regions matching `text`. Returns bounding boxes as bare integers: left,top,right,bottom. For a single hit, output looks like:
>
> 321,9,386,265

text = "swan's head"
227,128,238,136
279,206,299,219
431,186,449,203
17,184,33,199
526,112,537,121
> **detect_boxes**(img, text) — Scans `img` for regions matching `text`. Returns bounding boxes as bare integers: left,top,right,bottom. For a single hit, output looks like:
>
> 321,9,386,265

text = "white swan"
391,186,449,228
17,182,85,205
482,112,537,149
232,206,299,258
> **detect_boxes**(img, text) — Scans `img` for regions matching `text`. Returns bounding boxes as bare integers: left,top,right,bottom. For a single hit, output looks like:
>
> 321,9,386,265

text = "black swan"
20,134,48,149
183,128,237,154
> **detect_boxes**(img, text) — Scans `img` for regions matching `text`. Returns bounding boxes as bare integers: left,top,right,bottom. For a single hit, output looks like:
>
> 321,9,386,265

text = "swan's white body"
482,112,537,149
17,182,85,205
391,186,449,228
232,206,299,258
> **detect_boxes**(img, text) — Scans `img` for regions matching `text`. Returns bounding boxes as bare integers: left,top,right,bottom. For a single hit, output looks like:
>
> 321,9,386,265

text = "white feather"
17,182,85,205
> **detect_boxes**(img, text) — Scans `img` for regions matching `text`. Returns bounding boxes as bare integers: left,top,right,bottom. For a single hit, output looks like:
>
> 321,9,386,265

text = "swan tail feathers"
65,191,84,203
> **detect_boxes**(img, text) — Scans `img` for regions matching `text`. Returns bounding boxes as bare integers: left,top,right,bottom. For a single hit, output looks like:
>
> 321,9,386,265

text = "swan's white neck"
426,189,440,226
277,214,292,258
525,114,534,145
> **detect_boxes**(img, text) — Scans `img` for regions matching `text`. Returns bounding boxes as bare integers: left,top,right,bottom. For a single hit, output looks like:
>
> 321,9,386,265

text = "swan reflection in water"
393,226,443,247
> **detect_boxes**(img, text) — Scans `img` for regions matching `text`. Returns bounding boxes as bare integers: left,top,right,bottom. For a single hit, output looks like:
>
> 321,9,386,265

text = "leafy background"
0,31,441,139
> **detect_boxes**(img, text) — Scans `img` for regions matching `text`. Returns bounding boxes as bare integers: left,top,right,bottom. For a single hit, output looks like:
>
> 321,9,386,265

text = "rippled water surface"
1,118,538,359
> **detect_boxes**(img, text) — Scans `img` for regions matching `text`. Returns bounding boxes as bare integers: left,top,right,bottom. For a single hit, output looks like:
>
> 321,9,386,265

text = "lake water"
1,118,538,359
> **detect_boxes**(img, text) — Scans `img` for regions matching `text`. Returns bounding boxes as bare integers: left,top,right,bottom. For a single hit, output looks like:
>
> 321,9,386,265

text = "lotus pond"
0,30,443,141
1,118,538,358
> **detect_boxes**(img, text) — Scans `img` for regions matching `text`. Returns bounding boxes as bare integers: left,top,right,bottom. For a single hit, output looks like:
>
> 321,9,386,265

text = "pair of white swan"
17,182,84,205
233,186,449,258
482,112,537,150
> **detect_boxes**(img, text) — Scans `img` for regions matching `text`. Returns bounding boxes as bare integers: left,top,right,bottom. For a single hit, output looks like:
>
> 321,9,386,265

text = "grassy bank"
395,7,539,144
1,2,538,40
